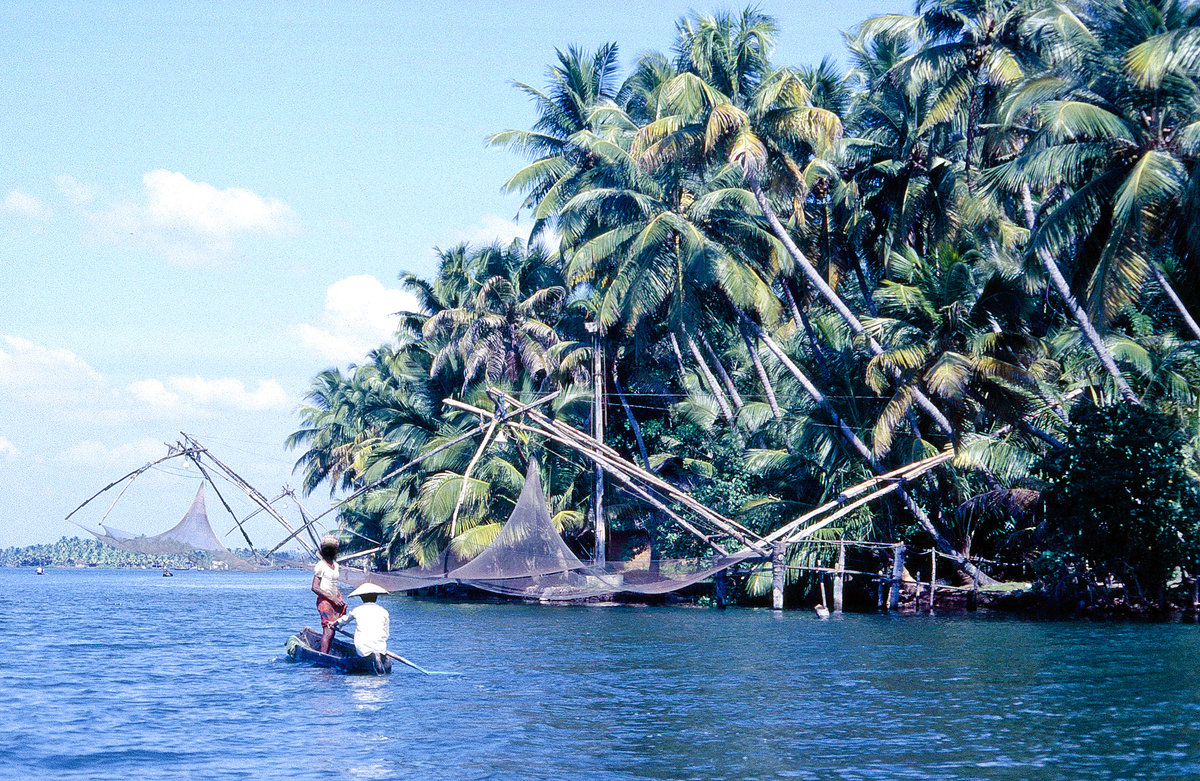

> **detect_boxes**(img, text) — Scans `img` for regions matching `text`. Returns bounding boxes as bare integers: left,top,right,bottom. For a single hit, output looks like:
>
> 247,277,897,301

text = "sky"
0,0,906,548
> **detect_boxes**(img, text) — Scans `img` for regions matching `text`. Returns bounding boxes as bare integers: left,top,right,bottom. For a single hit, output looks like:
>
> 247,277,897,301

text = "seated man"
334,583,390,661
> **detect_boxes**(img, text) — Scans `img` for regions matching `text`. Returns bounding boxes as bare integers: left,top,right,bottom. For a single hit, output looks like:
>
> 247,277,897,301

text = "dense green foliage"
1040,402,1200,602
290,1,1200,603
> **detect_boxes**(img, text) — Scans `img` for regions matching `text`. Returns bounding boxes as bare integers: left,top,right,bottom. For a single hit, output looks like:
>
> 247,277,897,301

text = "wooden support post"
888,542,905,611
714,569,728,610
771,542,786,611
587,322,607,567
928,548,937,613
833,542,845,614
1192,573,1199,613
967,566,979,612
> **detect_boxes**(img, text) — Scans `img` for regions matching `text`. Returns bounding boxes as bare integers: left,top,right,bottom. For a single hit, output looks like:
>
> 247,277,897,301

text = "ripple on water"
5,569,1200,780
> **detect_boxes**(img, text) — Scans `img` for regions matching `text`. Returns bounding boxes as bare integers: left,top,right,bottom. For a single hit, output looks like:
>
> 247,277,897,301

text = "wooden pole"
587,321,606,566
928,548,937,613
833,542,845,614
772,541,786,611
268,391,560,554
888,543,905,610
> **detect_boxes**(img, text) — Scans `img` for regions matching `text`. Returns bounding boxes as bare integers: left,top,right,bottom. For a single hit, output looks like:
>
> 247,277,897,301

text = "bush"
1040,401,1200,603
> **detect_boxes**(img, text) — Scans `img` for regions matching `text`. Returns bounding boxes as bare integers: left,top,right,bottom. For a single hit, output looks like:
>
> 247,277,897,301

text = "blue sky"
0,0,905,547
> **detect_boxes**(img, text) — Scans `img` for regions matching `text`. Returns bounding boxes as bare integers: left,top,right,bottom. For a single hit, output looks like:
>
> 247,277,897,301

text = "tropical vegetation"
289,1,1200,609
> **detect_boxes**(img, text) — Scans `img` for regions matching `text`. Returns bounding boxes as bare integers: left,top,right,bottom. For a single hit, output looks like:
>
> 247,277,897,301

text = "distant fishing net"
88,484,273,571
341,459,759,601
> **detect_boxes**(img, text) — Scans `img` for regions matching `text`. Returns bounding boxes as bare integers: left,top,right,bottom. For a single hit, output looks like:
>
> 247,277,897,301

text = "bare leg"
320,624,335,654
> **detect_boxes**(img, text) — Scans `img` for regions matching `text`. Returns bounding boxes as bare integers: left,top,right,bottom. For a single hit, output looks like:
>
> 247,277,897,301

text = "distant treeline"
0,536,306,569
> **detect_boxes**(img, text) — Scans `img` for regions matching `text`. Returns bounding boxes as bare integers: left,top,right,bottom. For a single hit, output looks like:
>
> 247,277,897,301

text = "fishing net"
340,459,761,601
88,484,273,571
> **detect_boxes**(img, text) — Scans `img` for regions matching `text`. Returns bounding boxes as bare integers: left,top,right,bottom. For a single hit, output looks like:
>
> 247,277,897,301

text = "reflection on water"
3,568,1199,780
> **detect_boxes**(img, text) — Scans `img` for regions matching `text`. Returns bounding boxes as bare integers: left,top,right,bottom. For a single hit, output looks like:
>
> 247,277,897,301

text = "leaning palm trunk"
1019,185,1140,405
1150,265,1200,342
746,174,958,439
740,313,996,585
699,333,745,409
739,324,783,421
672,333,735,420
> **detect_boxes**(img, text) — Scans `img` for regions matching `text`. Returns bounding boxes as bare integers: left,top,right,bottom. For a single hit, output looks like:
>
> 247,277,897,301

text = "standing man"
311,535,346,654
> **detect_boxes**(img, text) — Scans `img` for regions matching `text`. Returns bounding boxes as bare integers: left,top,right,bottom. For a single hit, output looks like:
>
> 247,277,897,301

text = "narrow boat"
285,627,392,675
35,566,44,575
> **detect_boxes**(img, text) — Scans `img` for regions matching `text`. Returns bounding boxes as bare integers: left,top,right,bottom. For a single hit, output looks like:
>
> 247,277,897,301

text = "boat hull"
285,627,392,675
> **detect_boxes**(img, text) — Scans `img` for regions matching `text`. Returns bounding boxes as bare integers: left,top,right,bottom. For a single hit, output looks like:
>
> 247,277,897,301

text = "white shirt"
337,602,390,656
314,560,340,597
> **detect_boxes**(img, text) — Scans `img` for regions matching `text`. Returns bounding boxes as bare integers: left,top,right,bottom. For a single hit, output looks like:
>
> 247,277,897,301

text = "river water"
3,568,1199,779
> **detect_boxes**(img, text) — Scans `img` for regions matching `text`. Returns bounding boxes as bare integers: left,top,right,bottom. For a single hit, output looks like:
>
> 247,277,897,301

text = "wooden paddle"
333,625,453,676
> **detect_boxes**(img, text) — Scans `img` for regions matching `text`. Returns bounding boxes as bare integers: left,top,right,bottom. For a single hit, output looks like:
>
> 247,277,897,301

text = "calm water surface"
3,568,1199,779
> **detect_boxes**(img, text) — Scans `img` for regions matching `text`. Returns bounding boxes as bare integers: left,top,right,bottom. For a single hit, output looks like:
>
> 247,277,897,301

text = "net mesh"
341,459,761,601
89,484,272,571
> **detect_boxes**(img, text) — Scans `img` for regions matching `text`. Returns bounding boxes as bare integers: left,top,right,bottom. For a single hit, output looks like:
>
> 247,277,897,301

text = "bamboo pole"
267,391,560,554
64,447,201,521
764,450,954,544
183,435,311,556
181,447,262,553
833,542,845,614
507,401,766,547
501,419,732,556
929,548,937,613
449,417,499,538
460,393,765,550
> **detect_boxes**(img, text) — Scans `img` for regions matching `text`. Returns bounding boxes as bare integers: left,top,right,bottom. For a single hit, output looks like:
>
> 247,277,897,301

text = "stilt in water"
888,543,905,611
771,542,786,611
832,542,844,614
714,569,728,610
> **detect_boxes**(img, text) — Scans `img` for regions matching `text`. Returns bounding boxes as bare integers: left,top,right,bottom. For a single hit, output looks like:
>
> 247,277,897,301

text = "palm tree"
423,240,570,390
489,43,624,238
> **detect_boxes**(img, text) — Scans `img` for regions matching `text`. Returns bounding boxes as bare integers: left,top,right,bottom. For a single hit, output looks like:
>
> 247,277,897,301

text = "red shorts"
317,597,345,628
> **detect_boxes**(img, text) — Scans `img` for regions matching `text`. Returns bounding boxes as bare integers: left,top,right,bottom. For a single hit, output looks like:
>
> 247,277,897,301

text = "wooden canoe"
285,627,392,675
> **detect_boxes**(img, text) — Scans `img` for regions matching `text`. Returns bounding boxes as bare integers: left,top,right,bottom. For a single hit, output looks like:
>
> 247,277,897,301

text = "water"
3,568,1199,780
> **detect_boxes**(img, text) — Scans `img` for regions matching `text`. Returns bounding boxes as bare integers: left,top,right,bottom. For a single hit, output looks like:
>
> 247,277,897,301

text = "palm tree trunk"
1019,184,1140,405
747,174,958,437
740,313,996,585
1150,264,1200,341
739,324,783,421
685,334,735,421
699,333,744,409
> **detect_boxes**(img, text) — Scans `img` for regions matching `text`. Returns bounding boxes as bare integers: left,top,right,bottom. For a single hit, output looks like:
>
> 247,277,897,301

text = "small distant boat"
285,628,391,675
35,566,44,575
162,567,174,577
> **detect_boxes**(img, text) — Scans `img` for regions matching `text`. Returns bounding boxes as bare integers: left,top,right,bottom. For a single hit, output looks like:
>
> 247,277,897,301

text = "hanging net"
87,484,273,571
341,459,761,601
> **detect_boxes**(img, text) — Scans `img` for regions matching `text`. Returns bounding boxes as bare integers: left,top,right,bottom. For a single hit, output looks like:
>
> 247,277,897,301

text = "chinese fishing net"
340,459,761,601
88,484,273,571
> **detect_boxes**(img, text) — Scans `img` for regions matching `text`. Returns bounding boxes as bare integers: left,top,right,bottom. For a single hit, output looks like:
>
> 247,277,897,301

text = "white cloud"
295,274,421,363
142,169,294,236
126,376,291,412
89,170,296,265
0,334,111,406
55,174,95,206
58,437,167,468
0,436,18,462
3,190,51,220
0,332,290,421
